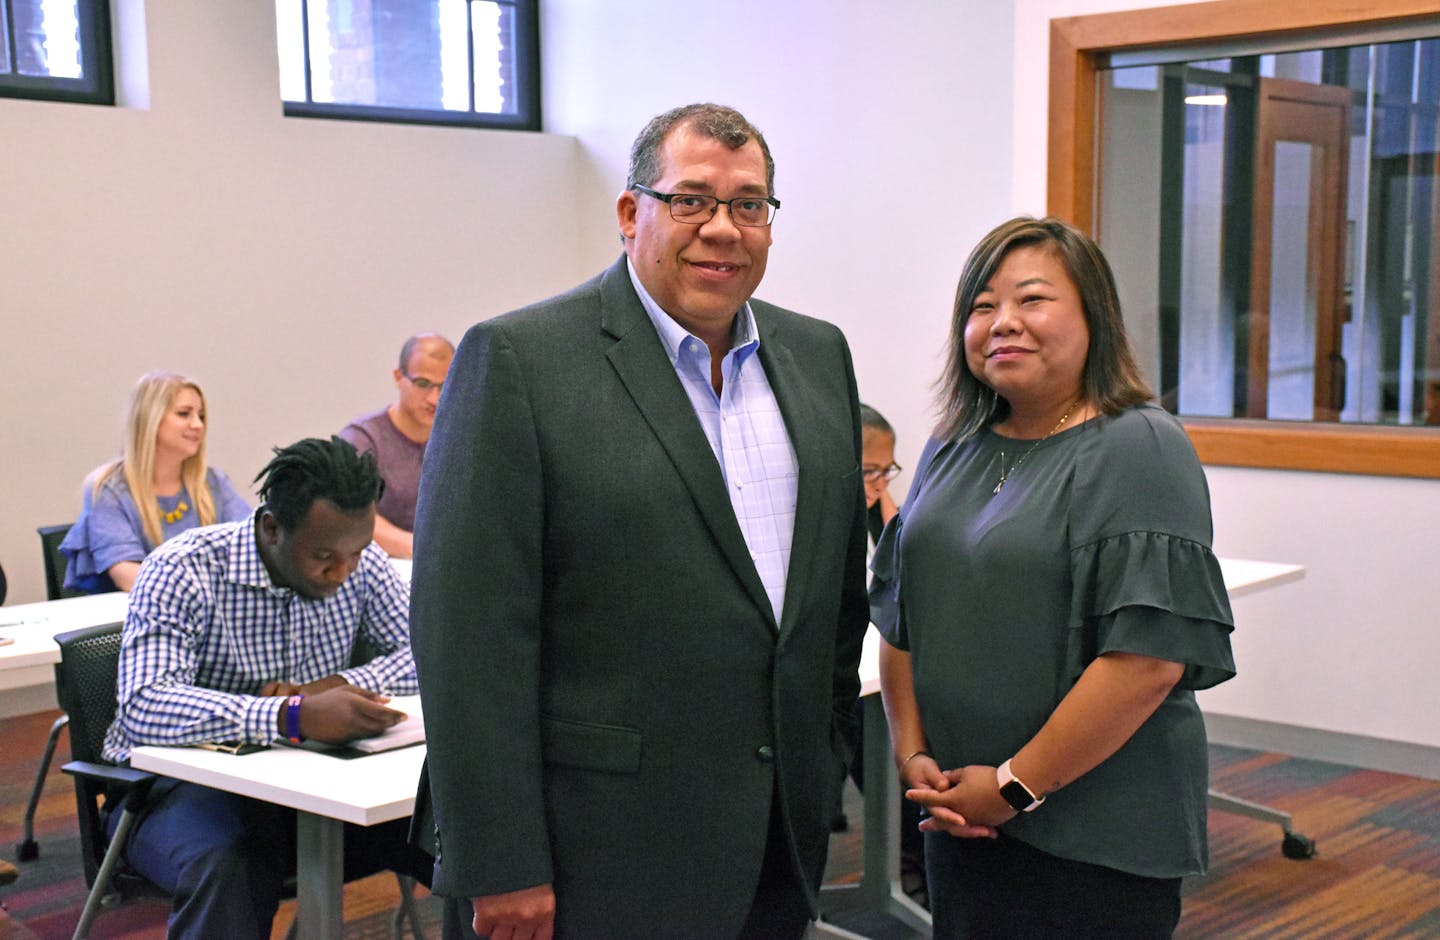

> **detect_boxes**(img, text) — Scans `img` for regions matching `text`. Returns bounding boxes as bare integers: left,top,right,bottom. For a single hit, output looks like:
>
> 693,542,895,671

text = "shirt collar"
625,256,760,365
225,511,289,594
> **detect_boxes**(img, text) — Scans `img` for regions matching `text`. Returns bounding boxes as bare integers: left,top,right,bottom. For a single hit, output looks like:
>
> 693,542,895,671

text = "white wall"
0,0,585,604
1015,0,1440,768
542,0,1018,491
3,1,1016,608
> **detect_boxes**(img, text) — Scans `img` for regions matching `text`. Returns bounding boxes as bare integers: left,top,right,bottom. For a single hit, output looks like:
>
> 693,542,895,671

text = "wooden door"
1247,77,1350,420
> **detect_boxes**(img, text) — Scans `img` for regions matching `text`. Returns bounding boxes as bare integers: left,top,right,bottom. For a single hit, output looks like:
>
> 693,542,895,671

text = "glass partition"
1098,38,1440,427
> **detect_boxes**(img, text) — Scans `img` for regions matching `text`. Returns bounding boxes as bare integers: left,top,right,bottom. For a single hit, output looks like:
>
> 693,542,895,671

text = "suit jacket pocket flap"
540,715,642,774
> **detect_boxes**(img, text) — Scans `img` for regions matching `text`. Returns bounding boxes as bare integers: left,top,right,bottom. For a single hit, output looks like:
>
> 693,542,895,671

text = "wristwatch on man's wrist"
996,758,1046,813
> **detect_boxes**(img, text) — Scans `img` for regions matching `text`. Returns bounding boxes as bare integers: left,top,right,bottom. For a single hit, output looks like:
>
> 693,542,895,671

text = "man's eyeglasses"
632,184,780,227
403,373,444,393
862,463,902,482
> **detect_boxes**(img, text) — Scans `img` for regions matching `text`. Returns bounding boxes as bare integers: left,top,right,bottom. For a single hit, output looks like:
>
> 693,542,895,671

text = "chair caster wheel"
1281,832,1316,859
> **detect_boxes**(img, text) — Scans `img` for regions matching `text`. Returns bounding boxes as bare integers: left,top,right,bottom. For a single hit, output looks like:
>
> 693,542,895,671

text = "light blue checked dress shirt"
103,516,417,762
627,260,799,623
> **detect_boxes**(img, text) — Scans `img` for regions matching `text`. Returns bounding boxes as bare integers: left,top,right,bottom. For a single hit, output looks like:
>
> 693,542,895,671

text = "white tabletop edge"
1218,558,1306,598
129,742,426,826
0,592,130,671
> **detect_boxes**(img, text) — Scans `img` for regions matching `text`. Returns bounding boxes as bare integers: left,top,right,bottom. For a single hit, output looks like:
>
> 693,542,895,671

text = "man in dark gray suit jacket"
411,103,870,939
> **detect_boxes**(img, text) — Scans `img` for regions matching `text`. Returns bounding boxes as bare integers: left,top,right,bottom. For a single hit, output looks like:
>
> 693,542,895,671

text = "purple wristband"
285,694,305,743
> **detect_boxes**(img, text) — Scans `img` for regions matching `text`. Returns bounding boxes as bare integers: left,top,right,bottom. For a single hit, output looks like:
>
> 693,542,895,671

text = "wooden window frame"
1048,0,1440,479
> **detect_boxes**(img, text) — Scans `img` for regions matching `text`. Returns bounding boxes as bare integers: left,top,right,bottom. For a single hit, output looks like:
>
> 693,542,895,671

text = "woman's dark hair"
934,216,1153,442
254,436,385,531
859,403,894,437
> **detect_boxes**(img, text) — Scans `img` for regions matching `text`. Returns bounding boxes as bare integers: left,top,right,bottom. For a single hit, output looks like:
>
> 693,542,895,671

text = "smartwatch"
996,759,1046,813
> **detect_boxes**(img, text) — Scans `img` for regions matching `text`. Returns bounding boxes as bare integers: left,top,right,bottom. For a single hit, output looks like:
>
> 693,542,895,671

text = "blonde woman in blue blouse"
61,370,251,592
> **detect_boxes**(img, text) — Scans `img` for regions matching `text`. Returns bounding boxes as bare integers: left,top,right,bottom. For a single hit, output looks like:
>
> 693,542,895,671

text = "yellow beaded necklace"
162,500,190,524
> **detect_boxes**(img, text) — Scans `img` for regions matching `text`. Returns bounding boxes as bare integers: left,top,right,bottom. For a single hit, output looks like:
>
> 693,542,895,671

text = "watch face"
1000,779,1035,813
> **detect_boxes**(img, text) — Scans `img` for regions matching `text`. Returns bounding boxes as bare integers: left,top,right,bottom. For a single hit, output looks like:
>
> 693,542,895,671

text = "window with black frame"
276,0,539,131
0,0,113,105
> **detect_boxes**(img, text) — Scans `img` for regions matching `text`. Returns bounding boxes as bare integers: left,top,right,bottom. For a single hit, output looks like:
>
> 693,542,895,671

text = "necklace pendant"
993,479,1004,495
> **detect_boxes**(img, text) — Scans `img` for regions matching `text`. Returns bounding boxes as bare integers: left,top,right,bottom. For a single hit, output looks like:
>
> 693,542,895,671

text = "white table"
130,696,427,940
819,557,1306,938
0,592,130,691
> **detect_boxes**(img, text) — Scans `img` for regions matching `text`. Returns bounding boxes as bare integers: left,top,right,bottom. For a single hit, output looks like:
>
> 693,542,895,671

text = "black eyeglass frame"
402,373,444,392
862,463,903,482
631,184,781,227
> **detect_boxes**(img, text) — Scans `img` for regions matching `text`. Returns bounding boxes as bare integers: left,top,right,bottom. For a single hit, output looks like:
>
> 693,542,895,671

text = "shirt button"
756,745,775,763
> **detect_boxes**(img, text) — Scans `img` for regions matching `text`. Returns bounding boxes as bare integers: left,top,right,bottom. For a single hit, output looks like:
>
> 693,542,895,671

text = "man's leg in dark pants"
738,793,813,940
113,780,291,940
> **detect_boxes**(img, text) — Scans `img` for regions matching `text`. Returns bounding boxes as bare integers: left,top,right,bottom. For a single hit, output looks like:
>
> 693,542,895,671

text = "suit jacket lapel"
599,257,778,630
755,307,827,638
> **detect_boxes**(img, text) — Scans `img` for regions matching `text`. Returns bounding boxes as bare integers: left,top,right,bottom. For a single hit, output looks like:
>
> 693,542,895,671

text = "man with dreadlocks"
101,435,434,940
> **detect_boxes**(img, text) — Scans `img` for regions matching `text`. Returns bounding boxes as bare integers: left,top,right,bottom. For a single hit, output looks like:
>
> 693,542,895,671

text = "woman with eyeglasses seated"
871,217,1236,938
60,370,251,593
860,403,902,543
846,402,934,905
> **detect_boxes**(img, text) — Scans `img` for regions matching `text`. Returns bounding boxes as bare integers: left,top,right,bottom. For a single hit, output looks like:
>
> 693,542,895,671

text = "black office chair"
54,622,160,937
0,558,8,604
38,524,86,601
18,525,118,862
55,623,427,940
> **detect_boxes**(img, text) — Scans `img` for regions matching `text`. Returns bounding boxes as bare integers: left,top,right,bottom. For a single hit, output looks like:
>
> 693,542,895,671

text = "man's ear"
259,510,280,545
617,190,638,241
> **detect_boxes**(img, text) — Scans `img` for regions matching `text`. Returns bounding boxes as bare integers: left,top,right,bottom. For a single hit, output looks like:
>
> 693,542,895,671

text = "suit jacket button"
756,745,775,763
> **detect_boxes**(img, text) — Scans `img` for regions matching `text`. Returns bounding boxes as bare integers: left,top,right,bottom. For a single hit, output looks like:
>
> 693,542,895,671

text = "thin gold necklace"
993,402,1081,495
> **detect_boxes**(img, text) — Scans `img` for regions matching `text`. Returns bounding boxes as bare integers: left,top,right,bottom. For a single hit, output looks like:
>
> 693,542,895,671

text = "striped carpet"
1178,745,1440,938
3,707,1439,938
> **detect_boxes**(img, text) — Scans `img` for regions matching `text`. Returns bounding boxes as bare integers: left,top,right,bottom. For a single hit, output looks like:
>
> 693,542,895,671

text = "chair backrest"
38,523,86,601
0,559,7,605
54,623,125,764
54,622,125,889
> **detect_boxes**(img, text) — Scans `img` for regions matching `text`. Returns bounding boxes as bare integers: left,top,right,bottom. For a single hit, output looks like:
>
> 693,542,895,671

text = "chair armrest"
63,761,158,809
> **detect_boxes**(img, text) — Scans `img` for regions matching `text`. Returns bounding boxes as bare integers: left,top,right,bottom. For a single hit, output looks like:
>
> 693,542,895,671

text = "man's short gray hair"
626,103,775,195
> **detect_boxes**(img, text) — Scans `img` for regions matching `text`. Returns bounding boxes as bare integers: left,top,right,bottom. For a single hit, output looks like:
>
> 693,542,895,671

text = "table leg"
818,693,933,936
294,812,344,940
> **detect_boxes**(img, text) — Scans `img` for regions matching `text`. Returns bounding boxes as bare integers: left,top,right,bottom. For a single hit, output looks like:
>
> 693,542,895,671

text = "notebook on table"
349,695,425,753
268,693,426,757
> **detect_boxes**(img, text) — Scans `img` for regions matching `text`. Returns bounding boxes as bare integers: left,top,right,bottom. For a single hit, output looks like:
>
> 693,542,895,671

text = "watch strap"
996,758,1045,813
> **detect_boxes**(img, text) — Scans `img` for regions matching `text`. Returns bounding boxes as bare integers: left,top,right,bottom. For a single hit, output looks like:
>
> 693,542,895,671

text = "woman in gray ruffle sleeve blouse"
871,217,1236,938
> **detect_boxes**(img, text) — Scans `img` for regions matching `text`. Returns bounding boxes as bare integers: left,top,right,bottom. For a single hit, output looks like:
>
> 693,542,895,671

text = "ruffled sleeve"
59,474,139,594
867,435,950,652
1068,531,1235,689
867,514,907,649
1065,405,1236,690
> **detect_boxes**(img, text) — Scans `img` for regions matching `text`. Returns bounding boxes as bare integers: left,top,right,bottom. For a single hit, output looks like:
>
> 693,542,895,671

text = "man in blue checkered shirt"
102,436,433,939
